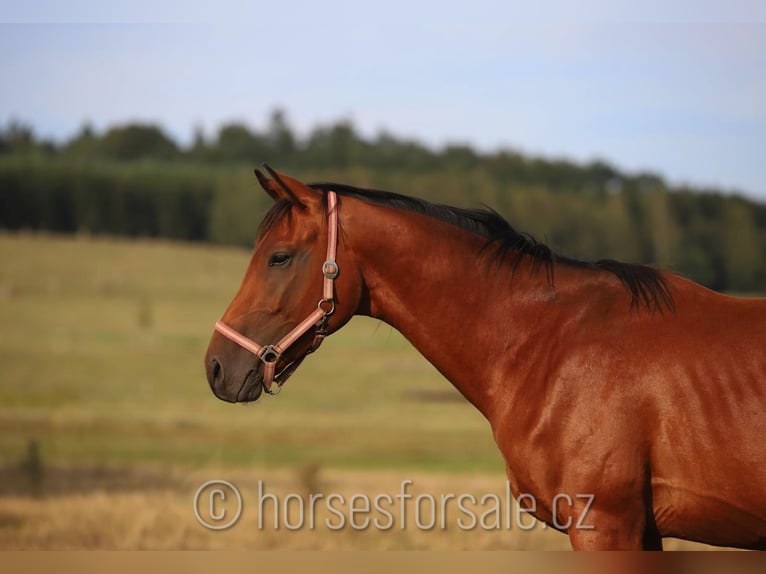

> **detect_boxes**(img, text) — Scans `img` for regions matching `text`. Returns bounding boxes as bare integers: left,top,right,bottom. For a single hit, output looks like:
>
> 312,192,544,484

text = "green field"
0,232,500,474
0,233,718,550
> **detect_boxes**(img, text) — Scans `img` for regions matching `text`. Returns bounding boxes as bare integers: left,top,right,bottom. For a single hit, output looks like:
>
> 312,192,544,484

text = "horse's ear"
254,168,283,202
255,164,321,209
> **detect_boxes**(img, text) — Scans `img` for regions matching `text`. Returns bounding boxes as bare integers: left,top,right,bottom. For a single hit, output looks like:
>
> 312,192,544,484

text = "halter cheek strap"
214,191,339,395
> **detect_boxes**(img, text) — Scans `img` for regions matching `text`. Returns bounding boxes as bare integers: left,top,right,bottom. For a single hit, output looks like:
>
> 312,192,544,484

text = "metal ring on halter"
264,381,281,395
318,298,335,315
322,259,339,279
260,345,281,364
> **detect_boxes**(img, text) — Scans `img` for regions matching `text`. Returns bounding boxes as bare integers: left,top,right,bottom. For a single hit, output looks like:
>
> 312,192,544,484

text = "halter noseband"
214,191,339,396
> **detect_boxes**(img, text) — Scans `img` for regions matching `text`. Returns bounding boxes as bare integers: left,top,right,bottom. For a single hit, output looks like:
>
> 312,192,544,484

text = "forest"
1,110,764,292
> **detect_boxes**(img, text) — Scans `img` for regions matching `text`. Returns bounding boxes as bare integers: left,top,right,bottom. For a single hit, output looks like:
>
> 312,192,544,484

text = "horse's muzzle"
205,354,263,403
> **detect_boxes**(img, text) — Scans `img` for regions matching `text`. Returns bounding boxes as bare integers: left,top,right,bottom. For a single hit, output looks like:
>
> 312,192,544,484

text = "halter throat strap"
214,191,339,395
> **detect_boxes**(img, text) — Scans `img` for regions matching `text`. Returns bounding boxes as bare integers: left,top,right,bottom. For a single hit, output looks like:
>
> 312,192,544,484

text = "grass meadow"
0,233,710,549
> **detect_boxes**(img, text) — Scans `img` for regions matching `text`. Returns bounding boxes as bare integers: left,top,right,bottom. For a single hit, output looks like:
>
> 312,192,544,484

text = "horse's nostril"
206,355,235,402
210,358,223,386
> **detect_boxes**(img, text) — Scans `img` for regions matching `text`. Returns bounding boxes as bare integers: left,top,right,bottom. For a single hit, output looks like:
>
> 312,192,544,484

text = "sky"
2,1,766,198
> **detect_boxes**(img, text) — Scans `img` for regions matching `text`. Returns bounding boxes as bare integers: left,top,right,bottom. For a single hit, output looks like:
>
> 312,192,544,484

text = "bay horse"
204,166,766,550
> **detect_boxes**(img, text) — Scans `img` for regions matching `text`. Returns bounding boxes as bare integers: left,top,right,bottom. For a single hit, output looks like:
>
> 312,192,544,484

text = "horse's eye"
268,253,291,267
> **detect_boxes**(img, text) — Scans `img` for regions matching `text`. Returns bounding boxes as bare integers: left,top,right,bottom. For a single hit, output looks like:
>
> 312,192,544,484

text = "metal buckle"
260,345,281,364
307,332,325,354
322,259,339,279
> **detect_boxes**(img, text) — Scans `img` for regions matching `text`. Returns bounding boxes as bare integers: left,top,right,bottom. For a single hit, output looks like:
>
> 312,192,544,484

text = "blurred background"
1,1,764,550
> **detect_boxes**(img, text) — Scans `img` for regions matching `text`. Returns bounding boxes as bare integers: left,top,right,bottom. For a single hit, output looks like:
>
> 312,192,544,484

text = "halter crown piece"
214,191,340,395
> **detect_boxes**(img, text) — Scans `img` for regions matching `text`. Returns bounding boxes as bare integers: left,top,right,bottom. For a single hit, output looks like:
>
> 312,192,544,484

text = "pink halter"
214,191,339,395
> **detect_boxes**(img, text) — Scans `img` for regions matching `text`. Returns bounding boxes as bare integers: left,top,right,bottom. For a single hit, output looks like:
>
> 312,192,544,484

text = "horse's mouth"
235,355,307,403
235,369,263,402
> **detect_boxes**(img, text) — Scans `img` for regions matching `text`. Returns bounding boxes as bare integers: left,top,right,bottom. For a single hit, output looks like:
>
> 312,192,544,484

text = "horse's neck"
343,200,580,420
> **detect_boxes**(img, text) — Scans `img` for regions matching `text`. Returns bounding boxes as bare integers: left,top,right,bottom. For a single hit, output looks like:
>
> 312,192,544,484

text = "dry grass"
0,466,713,550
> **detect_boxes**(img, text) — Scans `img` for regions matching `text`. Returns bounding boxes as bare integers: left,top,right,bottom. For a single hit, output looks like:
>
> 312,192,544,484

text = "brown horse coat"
205,169,766,550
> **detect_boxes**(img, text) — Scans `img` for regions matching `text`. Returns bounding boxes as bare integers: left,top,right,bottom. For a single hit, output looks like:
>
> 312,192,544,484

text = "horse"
204,166,766,550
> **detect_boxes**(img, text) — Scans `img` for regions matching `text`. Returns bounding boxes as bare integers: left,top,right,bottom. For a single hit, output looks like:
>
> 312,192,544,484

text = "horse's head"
204,167,363,403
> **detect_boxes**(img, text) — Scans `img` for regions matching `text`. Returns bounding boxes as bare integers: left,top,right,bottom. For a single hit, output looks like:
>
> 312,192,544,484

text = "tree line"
1,111,765,292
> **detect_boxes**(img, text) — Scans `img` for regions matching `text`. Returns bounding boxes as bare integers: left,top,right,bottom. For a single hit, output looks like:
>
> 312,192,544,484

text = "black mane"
309,182,674,312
